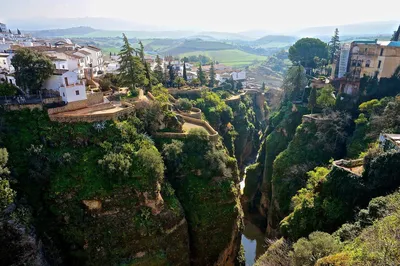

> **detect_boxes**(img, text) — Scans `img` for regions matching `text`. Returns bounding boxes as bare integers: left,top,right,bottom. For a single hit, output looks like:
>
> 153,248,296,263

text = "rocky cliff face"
1,109,243,265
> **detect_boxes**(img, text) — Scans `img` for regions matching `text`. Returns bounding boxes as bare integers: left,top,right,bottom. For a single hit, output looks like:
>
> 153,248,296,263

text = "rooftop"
77,50,91,55
86,45,101,52
333,159,364,176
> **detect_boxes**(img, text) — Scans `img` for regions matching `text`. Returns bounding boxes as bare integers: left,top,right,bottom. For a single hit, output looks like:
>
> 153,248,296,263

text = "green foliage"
173,76,186,89
208,62,216,88
329,28,340,64
254,238,291,266
118,34,147,90
288,38,328,68
176,98,192,111
98,78,112,91
0,82,18,96
282,65,307,101
194,91,233,129
153,55,164,84
317,85,336,109
308,87,317,113
0,148,15,211
290,231,341,266
197,64,207,86
11,48,54,93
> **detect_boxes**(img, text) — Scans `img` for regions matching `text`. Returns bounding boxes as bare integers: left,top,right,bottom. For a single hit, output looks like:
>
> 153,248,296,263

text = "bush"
290,231,341,266
0,83,18,96
176,98,193,111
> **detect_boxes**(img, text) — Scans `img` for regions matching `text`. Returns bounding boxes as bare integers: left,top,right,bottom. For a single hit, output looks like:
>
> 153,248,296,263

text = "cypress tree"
138,41,152,91
262,82,266,91
17,29,21,35
154,55,164,85
183,60,188,81
208,62,216,88
197,64,206,86
308,87,317,114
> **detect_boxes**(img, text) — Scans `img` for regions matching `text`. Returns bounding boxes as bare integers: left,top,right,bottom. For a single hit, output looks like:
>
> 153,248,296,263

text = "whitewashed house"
231,71,246,81
42,70,87,103
0,53,12,72
79,46,104,75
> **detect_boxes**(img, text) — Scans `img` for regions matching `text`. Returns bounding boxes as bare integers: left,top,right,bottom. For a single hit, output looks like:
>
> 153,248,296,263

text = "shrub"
176,98,193,111
0,82,18,96
290,231,341,266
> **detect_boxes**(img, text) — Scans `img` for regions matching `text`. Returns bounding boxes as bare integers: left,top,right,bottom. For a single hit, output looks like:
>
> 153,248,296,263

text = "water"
240,160,267,266
241,219,267,265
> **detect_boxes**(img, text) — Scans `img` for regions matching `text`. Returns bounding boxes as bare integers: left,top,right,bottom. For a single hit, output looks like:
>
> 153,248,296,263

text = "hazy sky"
1,0,399,32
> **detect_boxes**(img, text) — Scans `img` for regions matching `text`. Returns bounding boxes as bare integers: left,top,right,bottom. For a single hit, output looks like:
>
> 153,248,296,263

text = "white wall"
42,75,63,92
53,60,68,70
59,84,86,103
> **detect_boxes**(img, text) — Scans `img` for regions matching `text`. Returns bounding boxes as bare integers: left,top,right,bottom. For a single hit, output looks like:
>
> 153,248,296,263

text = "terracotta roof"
86,45,101,52
77,50,91,55
64,50,84,59
53,69,69,75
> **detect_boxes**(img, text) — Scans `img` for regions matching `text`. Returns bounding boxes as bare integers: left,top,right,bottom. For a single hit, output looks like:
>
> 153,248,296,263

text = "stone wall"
87,92,104,105
176,107,202,119
42,97,62,104
48,100,88,115
5,104,43,111
49,106,135,123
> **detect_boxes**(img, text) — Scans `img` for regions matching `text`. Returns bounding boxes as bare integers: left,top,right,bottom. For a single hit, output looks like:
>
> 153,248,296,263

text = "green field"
179,49,268,67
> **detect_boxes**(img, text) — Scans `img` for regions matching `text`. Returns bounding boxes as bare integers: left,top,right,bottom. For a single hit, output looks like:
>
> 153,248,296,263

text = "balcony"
61,81,84,88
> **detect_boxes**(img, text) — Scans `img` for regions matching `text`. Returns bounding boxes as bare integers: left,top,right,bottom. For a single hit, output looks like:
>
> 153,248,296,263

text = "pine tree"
182,60,188,81
208,62,216,88
138,41,152,91
110,52,112,57
118,33,146,92
17,29,21,35
197,64,206,86
329,28,340,64
154,55,164,85
308,87,317,114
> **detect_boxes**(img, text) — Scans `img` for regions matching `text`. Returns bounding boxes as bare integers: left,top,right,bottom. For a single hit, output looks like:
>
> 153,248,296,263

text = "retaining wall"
49,106,135,123
43,97,62,104
48,100,88,115
5,104,43,111
176,107,202,119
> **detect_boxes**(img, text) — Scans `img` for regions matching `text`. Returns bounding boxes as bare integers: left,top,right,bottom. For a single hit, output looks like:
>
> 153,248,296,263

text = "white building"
79,46,104,75
338,44,351,78
0,53,12,72
230,71,246,81
42,70,87,103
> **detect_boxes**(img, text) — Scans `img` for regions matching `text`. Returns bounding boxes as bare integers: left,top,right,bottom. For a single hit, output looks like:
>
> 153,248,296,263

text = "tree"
8,29,11,34
317,85,336,109
17,29,21,35
282,65,307,101
208,62,216,88
0,83,18,96
261,82,266,91
329,28,340,64
154,55,164,84
191,78,200,87
11,48,54,94
197,64,206,86
118,34,146,92
138,41,152,91
0,148,15,211
168,62,176,87
289,38,328,69
308,87,317,114
236,81,243,90
174,76,186,89
290,231,341,266
99,78,112,92
182,60,188,81
176,98,193,111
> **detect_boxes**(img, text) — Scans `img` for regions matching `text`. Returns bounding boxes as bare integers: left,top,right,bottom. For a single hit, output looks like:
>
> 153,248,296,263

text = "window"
75,90,80,96
62,65,65,69
3,60,6,65
378,60,382,69
380,48,384,56
366,60,371,67
63,92,65,97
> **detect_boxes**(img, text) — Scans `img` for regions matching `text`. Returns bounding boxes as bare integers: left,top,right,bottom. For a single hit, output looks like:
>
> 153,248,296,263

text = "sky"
0,0,399,32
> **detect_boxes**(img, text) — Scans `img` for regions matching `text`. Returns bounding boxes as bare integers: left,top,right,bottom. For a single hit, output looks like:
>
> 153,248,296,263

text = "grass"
179,49,268,67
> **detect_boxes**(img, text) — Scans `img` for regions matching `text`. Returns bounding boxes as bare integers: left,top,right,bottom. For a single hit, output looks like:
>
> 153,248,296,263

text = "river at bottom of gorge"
241,217,268,266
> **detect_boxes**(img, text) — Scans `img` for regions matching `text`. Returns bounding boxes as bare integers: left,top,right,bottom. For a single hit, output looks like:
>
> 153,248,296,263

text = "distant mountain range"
11,17,399,42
